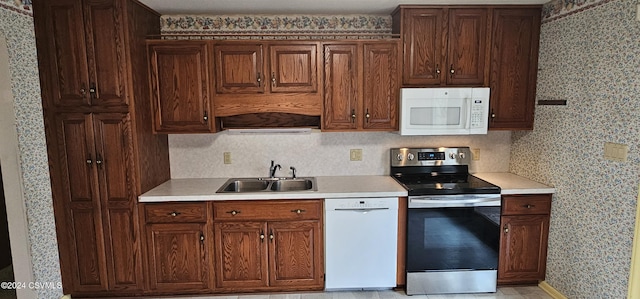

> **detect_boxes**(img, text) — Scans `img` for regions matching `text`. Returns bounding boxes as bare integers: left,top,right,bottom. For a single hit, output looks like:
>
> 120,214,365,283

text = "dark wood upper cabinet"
148,41,215,133
215,44,265,94
393,6,490,86
323,41,399,131
35,0,128,108
489,8,541,130
213,41,323,117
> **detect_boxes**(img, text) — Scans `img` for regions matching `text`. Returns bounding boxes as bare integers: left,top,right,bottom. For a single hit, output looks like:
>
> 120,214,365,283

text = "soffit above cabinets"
138,0,548,15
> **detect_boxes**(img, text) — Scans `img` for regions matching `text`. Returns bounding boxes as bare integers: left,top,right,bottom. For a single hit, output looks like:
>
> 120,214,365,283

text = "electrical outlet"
350,149,363,161
604,142,628,162
223,152,232,164
471,148,481,161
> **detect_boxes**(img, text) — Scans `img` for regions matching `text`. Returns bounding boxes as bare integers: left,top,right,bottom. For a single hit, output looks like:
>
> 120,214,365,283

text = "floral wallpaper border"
542,0,613,23
0,0,31,16
160,15,393,37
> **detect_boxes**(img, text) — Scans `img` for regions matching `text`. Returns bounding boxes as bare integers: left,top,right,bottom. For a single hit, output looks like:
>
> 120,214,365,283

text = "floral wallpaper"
511,0,640,297
542,0,614,22
0,4,63,299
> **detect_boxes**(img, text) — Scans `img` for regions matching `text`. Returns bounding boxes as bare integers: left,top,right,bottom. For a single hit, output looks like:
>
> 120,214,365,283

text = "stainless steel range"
391,147,501,295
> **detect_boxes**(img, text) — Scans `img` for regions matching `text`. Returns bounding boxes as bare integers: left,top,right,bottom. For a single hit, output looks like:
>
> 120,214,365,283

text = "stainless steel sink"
217,177,317,193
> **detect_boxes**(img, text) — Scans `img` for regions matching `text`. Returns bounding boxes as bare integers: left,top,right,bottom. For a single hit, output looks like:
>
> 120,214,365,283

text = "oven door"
406,195,501,295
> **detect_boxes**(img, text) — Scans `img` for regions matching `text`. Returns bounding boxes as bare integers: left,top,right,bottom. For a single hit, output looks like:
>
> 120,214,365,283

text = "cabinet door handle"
260,231,265,242
89,83,97,104
269,229,274,242
435,64,441,77
365,109,371,123
200,232,205,243
86,156,93,165
503,225,509,233
80,86,87,97
226,210,241,216
490,109,496,119
168,211,181,217
449,64,455,78
351,109,356,123
271,72,276,87
291,209,306,214
523,204,535,209
95,154,103,169
203,111,208,121
257,72,262,87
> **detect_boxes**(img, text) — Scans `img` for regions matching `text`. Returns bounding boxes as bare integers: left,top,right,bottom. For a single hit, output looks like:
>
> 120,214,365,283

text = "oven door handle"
409,196,500,208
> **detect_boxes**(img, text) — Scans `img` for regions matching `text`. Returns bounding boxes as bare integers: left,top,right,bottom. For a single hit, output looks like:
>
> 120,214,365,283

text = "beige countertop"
138,175,408,202
473,172,555,195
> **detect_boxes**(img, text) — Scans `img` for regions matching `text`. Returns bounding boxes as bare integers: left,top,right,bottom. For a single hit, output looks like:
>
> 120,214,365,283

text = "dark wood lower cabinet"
498,194,552,284
142,202,212,294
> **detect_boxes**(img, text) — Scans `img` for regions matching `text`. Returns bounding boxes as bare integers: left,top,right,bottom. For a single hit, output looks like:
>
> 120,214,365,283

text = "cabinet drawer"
144,202,208,223
501,195,551,216
213,200,322,221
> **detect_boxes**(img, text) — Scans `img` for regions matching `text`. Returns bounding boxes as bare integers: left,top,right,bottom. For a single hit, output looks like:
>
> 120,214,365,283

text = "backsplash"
169,131,512,178
510,0,640,297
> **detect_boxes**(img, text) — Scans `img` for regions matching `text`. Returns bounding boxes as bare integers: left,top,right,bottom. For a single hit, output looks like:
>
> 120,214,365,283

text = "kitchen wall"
169,132,512,178
511,0,640,297
0,1,62,299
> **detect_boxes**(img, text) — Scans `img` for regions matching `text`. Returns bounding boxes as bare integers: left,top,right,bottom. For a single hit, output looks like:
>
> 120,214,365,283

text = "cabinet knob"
435,64,441,77
351,109,356,123
365,109,370,123
523,204,534,209
449,64,455,78
260,231,265,242
504,225,509,233
168,211,181,217
227,210,241,216
291,209,306,214
271,72,276,87
203,112,208,121
257,72,262,87
86,158,93,165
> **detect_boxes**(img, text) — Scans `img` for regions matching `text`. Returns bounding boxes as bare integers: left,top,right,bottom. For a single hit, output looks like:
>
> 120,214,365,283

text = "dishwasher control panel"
325,198,398,210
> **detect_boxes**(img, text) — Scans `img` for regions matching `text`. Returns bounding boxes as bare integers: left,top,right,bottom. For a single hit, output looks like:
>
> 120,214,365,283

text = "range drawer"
144,202,208,223
213,200,322,221
501,194,552,216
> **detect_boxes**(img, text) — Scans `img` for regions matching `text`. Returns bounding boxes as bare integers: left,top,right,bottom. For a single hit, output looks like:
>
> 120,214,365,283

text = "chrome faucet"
269,160,281,178
290,166,297,179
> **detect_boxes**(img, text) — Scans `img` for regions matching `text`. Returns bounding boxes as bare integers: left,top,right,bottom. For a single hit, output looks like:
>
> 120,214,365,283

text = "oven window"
410,107,461,126
406,207,500,272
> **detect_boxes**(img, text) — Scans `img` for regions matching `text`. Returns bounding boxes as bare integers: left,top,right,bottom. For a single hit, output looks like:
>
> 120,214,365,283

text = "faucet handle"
290,166,297,179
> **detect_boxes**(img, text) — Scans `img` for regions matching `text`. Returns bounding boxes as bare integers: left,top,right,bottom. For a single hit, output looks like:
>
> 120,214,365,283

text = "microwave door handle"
464,99,471,129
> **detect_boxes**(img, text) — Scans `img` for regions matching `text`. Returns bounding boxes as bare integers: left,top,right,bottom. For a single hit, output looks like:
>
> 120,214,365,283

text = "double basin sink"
216,177,317,193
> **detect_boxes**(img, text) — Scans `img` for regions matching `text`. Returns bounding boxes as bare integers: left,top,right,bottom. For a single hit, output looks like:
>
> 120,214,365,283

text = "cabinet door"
323,44,359,130
52,113,108,293
146,223,210,291
92,113,142,291
34,0,91,107
498,215,549,284
148,41,214,133
269,43,319,93
447,8,489,85
34,0,128,107
489,8,541,130
268,221,323,288
401,9,446,85
362,42,399,130
214,222,268,289
214,44,265,94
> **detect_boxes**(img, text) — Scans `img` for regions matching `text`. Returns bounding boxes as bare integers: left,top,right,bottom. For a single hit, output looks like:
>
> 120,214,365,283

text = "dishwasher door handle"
333,207,390,212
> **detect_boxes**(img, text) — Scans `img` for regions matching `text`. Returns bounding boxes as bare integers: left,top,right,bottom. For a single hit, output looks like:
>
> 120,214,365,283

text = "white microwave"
399,87,490,135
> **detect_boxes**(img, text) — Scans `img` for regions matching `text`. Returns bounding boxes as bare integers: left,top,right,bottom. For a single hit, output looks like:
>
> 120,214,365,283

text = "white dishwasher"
324,197,398,290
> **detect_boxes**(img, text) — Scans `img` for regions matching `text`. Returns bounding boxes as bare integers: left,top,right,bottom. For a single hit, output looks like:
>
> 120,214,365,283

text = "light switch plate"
471,148,481,161
604,142,628,162
350,149,363,161
223,152,232,164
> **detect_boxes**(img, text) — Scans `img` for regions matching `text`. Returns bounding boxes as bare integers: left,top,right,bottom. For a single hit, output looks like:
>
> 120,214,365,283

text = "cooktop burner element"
390,147,500,196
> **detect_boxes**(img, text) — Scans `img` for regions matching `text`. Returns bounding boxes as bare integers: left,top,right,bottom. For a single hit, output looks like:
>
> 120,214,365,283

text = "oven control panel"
391,147,471,167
